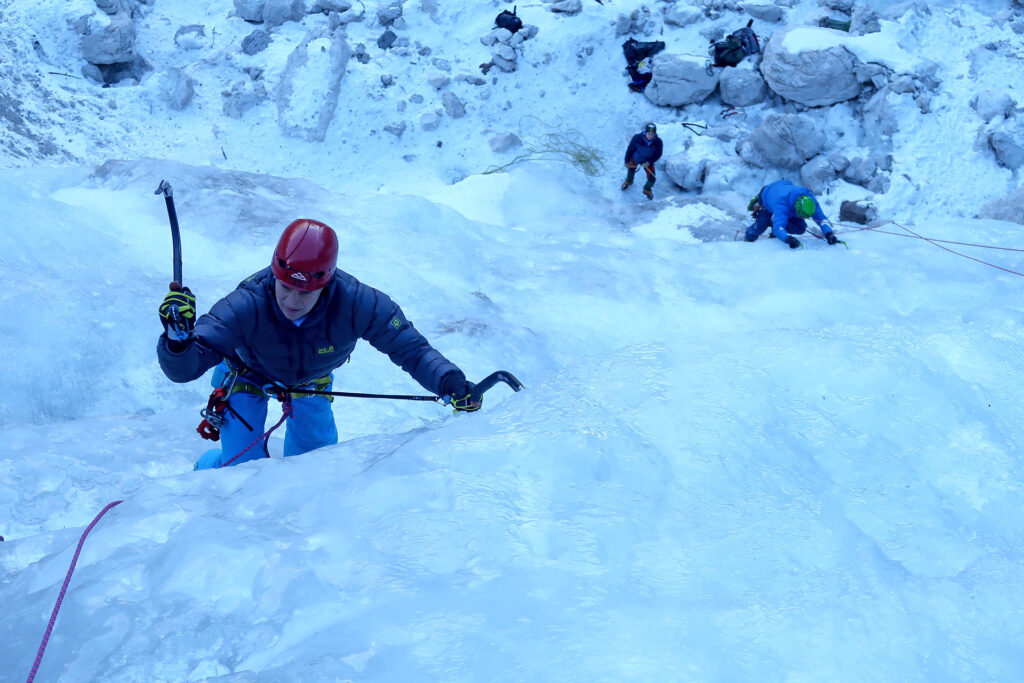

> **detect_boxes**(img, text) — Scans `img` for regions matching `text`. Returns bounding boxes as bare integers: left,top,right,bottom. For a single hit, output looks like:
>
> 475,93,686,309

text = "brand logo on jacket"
317,345,334,355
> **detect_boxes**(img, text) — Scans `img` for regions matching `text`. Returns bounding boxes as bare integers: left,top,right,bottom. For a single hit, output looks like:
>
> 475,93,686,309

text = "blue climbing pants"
744,209,807,242
194,364,339,470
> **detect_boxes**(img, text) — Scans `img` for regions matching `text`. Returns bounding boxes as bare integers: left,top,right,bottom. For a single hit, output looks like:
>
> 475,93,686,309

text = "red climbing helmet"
271,219,339,291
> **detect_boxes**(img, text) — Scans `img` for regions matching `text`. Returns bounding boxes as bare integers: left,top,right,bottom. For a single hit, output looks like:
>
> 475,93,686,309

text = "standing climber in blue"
157,218,480,470
621,122,663,200
744,179,839,248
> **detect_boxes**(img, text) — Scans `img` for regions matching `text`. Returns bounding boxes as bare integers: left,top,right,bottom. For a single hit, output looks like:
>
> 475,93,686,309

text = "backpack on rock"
709,20,760,68
495,6,523,33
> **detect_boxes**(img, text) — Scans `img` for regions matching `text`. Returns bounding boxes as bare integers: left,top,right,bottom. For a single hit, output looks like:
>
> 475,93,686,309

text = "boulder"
223,79,268,118
378,3,403,25
275,29,351,141
263,0,305,29
644,54,718,107
977,186,1024,225
234,0,266,23
860,86,901,147
442,92,466,119
663,6,701,28
80,14,136,65
839,200,877,224
550,0,582,15
843,157,877,187
664,151,708,192
173,25,208,50
737,113,826,168
972,90,1017,122
241,30,271,55
157,68,195,111
988,118,1024,169
760,27,862,107
800,155,837,194
420,111,442,131
492,44,517,72
742,3,785,22
489,132,522,153
719,67,768,107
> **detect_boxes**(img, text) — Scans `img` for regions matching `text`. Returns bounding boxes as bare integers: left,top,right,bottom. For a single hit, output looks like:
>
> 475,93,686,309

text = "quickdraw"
196,367,252,441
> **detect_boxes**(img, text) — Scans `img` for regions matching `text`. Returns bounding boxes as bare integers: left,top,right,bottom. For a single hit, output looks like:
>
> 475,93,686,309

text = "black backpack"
710,20,760,68
495,6,523,34
622,38,666,67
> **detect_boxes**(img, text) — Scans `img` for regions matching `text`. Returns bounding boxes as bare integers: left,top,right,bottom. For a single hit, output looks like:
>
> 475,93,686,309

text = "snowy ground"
2,0,1024,681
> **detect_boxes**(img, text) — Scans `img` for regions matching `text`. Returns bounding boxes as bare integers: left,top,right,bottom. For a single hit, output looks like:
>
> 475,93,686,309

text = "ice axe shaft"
155,179,183,286
155,180,189,339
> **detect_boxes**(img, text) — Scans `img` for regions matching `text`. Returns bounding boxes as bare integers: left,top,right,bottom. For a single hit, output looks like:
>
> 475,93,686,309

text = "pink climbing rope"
26,499,123,683
218,398,293,468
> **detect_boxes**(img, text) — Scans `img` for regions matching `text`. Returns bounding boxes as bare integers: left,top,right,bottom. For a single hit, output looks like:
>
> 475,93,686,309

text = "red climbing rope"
26,499,123,683
839,221,1024,277
218,397,293,468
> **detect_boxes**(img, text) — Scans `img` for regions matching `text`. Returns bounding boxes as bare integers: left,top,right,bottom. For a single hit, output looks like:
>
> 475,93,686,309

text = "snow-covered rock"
760,27,862,107
719,67,768,107
972,90,1017,122
644,54,718,107
157,68,195,111
737,113,826,168
263,0,306,29
79,13,137,65
988,118,1024,169
489,132,521,153
275,29,351,142
234,0,266,23
977,186,1024,225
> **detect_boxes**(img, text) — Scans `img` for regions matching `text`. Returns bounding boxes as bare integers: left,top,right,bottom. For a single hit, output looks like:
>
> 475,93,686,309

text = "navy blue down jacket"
157,267,461,395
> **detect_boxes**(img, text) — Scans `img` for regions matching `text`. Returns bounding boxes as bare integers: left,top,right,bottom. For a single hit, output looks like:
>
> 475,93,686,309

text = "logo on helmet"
290,272,309,282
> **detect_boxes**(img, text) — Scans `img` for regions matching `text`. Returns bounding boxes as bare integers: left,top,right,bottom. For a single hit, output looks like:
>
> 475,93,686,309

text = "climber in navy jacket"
157,219,478,469
621,122,663,200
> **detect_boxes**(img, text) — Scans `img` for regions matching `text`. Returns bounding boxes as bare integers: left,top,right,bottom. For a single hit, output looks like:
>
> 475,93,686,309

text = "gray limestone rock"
378,3,403,26
550,0,582,15
420,111,442,131
241,30,271,55
223,79,268,118
719,67,768,107
839,200,877,224
234,0,266,22
799,155,837,194
644,54,718,107
977,186,1024,225
428,73,450,90
738,113,826,168
174,25,208,50
442,91,466,118
972,90,1017,122
989,118,1024,169
158,68,195,110
742,3,785,22
263,0,305,29
275,29,351,141
760,27,862,107
489,132,522,153
80,14,136,65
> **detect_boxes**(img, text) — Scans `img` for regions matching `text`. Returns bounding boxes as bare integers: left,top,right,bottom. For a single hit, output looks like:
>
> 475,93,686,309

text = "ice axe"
154,179,190,340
